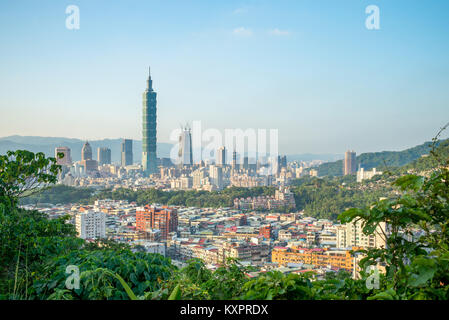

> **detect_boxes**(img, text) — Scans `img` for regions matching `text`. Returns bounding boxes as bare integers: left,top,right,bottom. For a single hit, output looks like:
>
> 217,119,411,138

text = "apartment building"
75,210,106,239
272,246,357,272
136,205,178,240
336,220,386,249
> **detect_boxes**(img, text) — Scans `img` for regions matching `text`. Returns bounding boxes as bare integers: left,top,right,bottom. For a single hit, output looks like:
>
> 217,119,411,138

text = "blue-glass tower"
142,67,157,175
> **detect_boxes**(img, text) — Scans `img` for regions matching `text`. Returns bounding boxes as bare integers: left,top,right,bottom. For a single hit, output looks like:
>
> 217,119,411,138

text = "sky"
0,0,448,155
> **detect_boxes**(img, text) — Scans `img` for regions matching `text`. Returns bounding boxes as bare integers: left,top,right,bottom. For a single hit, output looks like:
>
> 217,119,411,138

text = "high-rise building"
81,141,98,173
276,155,287,175
280,155,287,168
209,165,223,189
97,147,111,166
178,125,193,166
243,156,249,170
142,67,157,176
344,150,357,175
121,139,133,167
81,141,93,161
217,146,226,167
55,146,72,166
232,149,237,169
75,210,106,239
136,205,178,240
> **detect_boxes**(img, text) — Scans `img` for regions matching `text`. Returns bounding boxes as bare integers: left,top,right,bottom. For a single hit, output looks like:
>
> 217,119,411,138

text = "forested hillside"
316,139,444,176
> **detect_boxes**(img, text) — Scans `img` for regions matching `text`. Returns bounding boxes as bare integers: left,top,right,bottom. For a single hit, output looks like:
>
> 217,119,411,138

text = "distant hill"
400,139,449,173
316,140,446,176
0,135,174,164
0,135,346,165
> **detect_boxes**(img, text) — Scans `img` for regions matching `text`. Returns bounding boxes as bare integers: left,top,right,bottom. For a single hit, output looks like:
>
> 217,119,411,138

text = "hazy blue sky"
0,0,448,154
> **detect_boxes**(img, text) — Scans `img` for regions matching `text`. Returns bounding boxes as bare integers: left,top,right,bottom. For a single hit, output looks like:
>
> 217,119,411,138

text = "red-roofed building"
259,225,272,240
136,205,178,240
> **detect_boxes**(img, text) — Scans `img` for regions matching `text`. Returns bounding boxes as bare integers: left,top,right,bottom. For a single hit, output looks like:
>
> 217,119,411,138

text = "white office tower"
178,125,193,166
75,210,106,239
209,165,223,189
216,146,226,166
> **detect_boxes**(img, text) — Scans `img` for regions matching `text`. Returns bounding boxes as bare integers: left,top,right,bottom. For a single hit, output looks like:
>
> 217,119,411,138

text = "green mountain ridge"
316,139,448,176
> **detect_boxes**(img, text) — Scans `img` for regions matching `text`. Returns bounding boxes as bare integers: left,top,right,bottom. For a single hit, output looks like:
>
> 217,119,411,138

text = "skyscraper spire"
146,65,153,91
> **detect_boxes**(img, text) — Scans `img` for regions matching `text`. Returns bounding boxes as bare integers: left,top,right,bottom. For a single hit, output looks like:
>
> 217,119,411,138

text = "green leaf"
168,284,181,300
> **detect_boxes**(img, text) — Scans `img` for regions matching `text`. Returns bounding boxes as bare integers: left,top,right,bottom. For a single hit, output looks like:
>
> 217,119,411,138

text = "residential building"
336,220,387,249
357,167,382,182
75,210,106,239
136,205,178,240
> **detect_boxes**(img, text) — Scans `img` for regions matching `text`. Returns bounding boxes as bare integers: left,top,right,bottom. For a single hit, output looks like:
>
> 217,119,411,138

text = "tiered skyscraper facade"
142,67,157,176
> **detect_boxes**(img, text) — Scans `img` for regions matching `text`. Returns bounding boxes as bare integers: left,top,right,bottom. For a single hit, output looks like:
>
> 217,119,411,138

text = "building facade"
344,150,357,175
272,246,356,272
55,146,72,166
136,205,178,240
75,210,106,239
336,220,387,249
356,167,382,182
178,125,193,166
121,139,133,167
217,146,226,167
81,141,98,173
97,147,111,166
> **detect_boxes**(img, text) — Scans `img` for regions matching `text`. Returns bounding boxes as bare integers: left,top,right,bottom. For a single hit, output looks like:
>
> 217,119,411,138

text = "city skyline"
1,1,449,155
2,1,448,305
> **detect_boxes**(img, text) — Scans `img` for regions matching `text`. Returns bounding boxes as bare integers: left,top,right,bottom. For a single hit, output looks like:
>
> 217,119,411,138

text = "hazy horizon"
1,133,443,158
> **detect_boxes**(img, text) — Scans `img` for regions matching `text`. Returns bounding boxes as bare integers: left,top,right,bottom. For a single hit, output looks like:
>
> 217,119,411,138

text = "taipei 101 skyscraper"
142,67,157,176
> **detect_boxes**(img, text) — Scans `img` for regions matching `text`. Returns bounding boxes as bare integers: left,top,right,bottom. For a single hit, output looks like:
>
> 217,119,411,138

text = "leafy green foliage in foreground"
1,147,449,300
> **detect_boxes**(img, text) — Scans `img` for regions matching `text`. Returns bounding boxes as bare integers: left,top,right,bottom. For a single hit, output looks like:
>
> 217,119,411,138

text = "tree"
0,150,62,207
338,131,449,299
